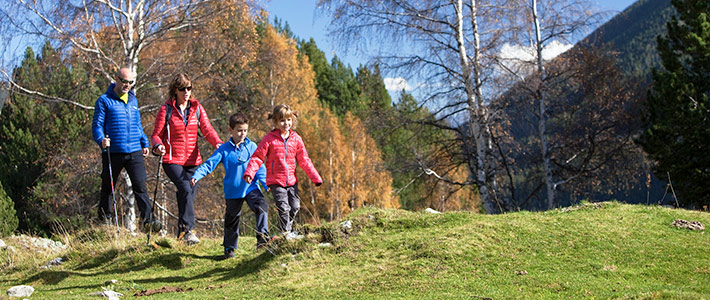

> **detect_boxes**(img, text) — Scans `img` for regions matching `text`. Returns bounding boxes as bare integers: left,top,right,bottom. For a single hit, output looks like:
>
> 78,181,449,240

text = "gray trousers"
269,184,300,233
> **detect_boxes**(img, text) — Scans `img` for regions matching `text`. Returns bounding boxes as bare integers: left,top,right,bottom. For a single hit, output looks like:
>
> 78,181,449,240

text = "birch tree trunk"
121,171,138,233
455,0,493,212
531,0,555,209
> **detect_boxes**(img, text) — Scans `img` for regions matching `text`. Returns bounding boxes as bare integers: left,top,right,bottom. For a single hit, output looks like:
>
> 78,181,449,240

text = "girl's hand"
244,175,252,184
190,178,197,186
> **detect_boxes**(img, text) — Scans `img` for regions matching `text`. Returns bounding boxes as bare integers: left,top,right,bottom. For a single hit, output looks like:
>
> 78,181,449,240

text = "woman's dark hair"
168,73,192,101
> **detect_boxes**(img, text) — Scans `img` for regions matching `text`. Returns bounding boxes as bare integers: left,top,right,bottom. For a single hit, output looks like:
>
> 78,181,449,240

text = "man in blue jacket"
92,67,160,231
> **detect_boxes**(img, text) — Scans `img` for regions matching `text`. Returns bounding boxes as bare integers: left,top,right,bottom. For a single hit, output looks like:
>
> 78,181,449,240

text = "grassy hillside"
1,203,708,299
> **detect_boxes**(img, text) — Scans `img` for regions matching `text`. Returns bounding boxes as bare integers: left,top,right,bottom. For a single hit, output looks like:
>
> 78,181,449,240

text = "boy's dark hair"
229,112,249,129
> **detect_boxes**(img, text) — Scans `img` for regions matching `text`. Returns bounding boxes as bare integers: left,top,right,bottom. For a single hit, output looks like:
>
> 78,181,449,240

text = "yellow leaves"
247,25,398,222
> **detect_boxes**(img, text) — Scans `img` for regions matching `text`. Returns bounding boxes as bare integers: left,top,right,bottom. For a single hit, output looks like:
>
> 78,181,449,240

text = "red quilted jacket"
244,129,322,187
150,98,222,166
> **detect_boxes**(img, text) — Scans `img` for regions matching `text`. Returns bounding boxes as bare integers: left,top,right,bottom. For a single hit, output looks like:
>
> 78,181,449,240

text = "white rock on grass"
317,242,332,248
0,239,6,249
7,285,34,298
424,208,441,214
7,235,67,253
42,257,66,269
340,220,352,231
89,290,123,299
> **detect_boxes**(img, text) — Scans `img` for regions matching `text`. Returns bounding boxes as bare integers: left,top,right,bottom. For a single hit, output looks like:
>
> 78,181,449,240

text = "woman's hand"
153,144,166,156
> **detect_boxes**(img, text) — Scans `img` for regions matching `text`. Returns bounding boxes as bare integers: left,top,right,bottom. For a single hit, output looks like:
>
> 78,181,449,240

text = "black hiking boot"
143,219,162,233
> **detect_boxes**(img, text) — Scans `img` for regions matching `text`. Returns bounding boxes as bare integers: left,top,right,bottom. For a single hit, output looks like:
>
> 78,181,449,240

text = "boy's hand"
190,178,197,186
244,175,252,184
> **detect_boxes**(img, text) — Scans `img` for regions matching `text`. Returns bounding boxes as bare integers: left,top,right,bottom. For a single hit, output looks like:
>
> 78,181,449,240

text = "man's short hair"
229,112,249,128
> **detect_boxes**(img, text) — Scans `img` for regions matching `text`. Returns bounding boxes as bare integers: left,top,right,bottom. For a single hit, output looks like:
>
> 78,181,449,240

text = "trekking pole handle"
102,134,111,150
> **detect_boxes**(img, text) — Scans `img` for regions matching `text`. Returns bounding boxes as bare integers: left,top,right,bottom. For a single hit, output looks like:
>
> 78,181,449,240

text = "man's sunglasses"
178,86,192,92
118,78,134,85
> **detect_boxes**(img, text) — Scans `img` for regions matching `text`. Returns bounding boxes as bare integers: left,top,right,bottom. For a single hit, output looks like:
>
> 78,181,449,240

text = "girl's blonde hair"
268,104,298,129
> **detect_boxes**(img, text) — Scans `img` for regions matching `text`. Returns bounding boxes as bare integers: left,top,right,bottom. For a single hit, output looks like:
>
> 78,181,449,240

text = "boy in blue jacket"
191,112,273,258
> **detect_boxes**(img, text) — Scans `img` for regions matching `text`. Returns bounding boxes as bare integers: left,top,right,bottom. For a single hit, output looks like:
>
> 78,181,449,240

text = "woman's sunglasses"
178,86,192,92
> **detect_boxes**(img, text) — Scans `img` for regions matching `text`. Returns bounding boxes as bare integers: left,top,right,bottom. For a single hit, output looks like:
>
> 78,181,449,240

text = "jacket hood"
228,136,253,147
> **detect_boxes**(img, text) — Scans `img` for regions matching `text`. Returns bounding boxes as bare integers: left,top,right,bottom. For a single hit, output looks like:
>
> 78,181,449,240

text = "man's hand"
101,138,111,149
244,175,252,184
142,148,150,157
190,178,197,186
153,144,166,156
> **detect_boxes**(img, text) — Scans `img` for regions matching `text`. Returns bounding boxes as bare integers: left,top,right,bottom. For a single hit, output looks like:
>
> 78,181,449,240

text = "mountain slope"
1,203,708,299
581,0,674,78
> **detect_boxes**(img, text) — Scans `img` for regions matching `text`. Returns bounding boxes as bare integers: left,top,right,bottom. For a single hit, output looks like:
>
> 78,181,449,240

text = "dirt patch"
134,286,194,296
671,219,705,231
560,202,608,213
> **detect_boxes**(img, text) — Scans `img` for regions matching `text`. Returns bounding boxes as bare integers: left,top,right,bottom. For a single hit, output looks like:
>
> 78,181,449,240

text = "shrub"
0,181,19,236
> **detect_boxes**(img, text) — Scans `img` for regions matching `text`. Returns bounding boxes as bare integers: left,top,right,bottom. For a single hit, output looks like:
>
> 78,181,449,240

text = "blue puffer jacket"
92,83,149,153
192,137,267,199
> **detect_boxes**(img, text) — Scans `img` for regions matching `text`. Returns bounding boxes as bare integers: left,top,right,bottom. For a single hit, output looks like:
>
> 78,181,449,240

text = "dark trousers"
224,189,269,250
269,184,300,233
100,150,152,223
163,163,198,235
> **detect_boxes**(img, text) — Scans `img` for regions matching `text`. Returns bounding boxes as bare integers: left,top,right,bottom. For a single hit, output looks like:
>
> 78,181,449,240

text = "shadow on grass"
21,270,103,290
132,250,277,285
15,242,283,291
75,248,120,271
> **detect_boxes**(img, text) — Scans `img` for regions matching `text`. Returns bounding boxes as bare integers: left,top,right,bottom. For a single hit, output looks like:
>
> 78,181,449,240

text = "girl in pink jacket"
244,104,322,238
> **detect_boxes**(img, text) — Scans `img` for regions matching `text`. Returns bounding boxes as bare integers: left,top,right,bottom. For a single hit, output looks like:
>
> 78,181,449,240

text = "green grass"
1,202,709,299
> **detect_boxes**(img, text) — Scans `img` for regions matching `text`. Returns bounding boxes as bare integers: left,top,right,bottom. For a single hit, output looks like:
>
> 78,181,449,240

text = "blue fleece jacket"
192,137,267,199
91,83,149,153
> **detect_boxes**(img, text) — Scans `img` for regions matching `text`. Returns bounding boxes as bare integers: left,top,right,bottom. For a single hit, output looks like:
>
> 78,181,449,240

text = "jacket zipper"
283,135,289,185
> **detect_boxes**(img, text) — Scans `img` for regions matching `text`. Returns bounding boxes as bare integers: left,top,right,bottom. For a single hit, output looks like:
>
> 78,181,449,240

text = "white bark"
531,0,555,209
456,0,494,212
121,171,137,233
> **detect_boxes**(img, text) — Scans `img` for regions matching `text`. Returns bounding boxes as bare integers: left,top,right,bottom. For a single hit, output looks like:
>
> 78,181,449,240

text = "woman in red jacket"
151,73,223,244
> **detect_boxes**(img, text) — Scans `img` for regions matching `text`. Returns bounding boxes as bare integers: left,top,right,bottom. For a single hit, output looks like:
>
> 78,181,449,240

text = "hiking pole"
104,135,120,235
147,153,163,246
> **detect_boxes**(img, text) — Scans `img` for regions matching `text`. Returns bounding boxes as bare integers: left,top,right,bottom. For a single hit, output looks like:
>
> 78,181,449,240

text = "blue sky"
266,0,639,92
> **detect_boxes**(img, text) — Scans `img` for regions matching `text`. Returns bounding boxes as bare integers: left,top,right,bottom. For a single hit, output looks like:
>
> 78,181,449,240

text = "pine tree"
640,0,709,208
0,181,18,237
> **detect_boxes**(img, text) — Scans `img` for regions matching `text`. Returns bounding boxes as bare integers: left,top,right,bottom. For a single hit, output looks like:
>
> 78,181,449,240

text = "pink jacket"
244,129,322,187
150,98,222,166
